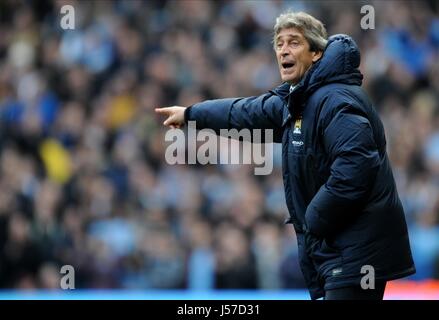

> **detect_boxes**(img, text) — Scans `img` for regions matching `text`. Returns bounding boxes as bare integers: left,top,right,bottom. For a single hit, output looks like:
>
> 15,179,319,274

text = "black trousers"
324,281,387,300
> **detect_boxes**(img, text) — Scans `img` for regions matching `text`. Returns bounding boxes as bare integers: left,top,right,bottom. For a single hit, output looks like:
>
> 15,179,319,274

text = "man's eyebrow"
276,34,302,42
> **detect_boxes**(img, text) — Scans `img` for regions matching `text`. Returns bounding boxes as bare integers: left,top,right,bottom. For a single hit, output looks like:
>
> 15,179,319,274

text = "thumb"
163,114,176,126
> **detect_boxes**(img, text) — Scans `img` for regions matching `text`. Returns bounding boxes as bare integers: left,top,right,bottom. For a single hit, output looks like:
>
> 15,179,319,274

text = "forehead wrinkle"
276,33,302,42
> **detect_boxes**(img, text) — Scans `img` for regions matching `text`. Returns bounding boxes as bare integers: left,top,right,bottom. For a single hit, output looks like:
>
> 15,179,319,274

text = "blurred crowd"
0,0,438,290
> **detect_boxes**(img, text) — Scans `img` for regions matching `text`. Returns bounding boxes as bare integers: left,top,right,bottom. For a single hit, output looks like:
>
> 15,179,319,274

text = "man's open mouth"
282,62,295,70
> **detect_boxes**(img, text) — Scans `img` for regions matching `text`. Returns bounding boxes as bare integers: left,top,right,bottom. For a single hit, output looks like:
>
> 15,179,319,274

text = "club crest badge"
293,118,302,134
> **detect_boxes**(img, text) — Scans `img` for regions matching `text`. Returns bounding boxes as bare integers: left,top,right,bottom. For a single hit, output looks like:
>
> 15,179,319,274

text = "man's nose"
279,44,290,56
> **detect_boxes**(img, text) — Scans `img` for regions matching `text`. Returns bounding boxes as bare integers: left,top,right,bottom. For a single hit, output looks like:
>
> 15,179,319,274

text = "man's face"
275,28,322,85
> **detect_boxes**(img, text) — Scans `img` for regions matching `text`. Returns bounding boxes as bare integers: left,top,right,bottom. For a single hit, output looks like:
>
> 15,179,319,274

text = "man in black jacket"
156,11,415,300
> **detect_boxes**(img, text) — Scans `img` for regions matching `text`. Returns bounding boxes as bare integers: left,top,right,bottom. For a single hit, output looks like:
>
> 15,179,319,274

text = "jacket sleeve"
305,107,381,237
184,92,285,142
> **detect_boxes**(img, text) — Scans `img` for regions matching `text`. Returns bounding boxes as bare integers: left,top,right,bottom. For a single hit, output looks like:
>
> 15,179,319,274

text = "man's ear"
312,51,323,63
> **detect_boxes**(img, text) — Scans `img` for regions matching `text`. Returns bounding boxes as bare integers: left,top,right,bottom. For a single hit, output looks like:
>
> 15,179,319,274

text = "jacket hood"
306,34,363,91
273,34,363,102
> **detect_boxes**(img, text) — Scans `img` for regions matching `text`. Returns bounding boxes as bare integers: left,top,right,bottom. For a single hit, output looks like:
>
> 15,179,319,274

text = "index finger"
154,107,171,114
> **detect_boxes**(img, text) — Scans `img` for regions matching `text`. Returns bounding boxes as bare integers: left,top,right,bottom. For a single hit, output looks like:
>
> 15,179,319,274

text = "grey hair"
273,11,328,52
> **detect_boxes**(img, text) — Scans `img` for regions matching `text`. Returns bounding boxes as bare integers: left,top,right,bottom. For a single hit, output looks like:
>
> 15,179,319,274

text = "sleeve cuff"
184,106,192,123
